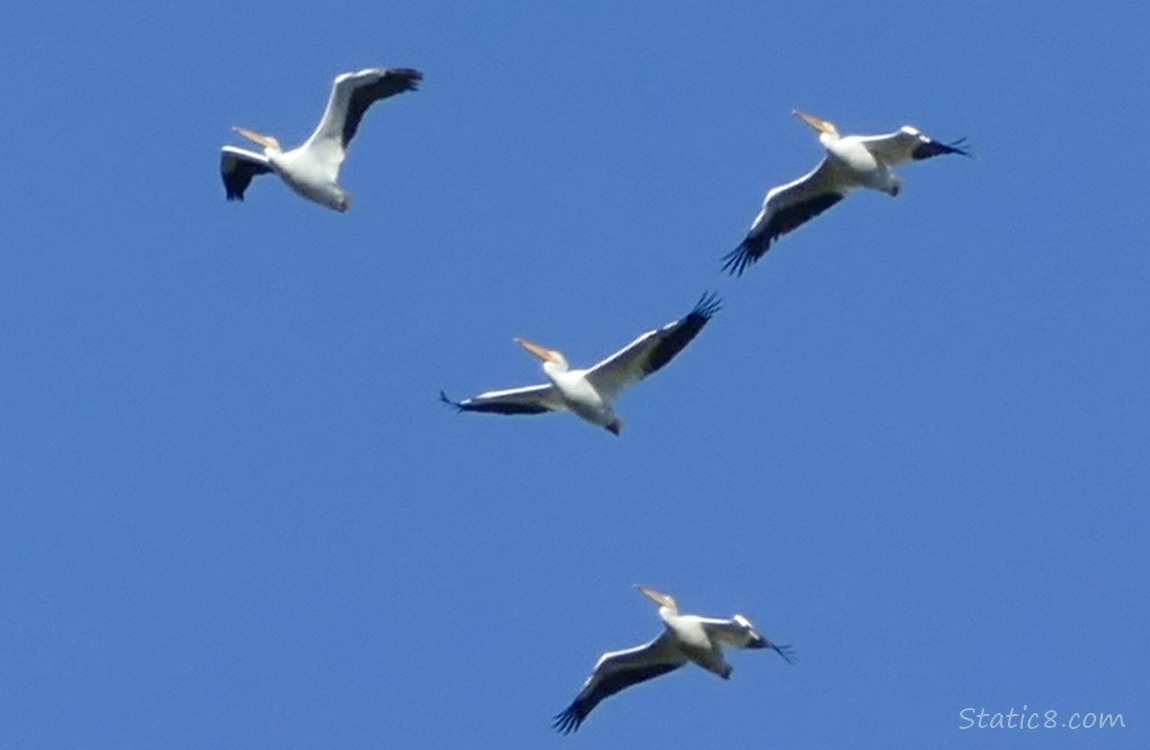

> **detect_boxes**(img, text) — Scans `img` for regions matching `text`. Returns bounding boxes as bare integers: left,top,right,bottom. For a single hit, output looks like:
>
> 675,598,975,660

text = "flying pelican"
553,586,794,734
722,110,970,275
219,67,422,212
440,294,721,436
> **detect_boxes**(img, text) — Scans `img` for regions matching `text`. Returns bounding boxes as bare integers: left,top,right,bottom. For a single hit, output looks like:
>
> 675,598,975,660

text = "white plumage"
553,586,794,734
724,110,969,275
220,67,422,212
441,294,721,436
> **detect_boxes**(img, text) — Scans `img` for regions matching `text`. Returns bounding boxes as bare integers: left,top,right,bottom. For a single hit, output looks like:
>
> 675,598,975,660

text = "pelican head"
635,585,677,611
233,126,283,153
792,110,839,137
515,337,569,370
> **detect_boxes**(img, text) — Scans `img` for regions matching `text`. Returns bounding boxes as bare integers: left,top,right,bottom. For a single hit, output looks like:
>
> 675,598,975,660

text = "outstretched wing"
301,67,422,179
695,615,758,646
722,157,850,275
439,384,564,416
584,293,721,400
694,615,796,663
911,135,970,161
855,127,970,165
220,146,274,201
553,632,686,734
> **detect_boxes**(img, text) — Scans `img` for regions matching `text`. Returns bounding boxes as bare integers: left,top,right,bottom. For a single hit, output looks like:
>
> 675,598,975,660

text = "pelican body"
220,67,422,212
553,586,794,734
723,110,970,275
441,293,721,436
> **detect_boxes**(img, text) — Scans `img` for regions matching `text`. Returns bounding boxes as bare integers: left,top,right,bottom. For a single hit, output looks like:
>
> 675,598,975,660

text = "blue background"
2,2,1146,747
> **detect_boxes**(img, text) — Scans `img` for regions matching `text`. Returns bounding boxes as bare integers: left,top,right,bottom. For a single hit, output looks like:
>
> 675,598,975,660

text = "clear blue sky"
2,1,1147,747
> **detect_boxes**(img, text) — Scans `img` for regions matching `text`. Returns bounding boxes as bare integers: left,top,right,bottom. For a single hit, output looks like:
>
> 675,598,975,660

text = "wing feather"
722,158,849,275
584,293,721,399
852,129,921,165
855,129,970,164
911,136,970,161
695,615,796,663
220,146,273,201
339,68,422,148
553,633,686,734
439,384,563,416
694,615,764,649
302,67,422,174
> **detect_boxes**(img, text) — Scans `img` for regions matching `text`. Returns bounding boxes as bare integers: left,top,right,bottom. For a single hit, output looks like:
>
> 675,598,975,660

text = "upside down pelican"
723,110,970,275
220,67,422,212
553,586,794,734
441,294,721,435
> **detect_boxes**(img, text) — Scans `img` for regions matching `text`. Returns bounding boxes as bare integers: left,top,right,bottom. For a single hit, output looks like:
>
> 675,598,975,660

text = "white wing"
695,615,763,647
695,615,796,662
301,67,422,181
855,128,970,166
584,293,721,400
440,383,564,416
722,157,853,275
553,632,686,734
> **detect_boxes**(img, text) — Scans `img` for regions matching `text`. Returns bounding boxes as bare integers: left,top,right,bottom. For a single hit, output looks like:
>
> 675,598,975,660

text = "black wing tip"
438,390,464,411
914,136,972,160
691,291,723,320
223,182,246,201
773,643,798,665
389,67,424,90
949,137,973,158
721,236,768,277
551,706,584,735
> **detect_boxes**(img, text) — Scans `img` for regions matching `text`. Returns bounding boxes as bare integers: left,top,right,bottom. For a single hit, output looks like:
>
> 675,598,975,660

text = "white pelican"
723,110,970,275
220,67,422,212
440,294,721,436
553,586,794,734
